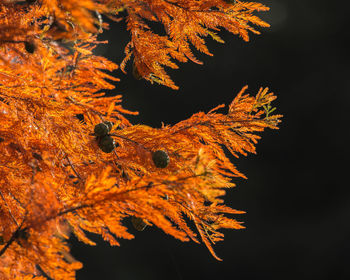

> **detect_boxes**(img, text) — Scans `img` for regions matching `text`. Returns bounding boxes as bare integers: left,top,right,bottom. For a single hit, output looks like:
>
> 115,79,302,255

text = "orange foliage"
120,0,270,88
0,0,281,279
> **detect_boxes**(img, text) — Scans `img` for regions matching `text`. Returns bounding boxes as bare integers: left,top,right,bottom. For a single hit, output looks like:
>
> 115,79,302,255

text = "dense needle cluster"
0,0,281,279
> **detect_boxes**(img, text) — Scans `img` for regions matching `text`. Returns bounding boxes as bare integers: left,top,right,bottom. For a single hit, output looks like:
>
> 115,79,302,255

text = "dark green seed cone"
24,41,36,54
131,216,147,231
152,150,169,168
98,135,115,153
94,123,109,137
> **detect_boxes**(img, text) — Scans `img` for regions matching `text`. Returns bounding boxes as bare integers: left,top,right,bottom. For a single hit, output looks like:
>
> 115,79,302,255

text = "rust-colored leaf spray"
0,0,281,278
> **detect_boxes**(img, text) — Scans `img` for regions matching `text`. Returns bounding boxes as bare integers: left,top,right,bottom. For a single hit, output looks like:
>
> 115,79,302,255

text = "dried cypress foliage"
0,0,281,279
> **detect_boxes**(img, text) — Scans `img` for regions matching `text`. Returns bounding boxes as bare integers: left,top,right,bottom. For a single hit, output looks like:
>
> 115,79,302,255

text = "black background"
71,0,349,279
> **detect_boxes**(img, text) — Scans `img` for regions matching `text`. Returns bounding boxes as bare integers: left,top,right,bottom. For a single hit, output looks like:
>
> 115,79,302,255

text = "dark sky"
71,1,349,279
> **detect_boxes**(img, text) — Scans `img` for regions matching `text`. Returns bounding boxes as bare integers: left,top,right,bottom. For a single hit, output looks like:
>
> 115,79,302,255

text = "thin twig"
7,190,25,209
0,190,19,226
0,216,26,257
110,133,151,152
64,154,82,181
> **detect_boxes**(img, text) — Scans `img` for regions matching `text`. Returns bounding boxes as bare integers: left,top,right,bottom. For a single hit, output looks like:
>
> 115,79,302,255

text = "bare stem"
0,190,18,226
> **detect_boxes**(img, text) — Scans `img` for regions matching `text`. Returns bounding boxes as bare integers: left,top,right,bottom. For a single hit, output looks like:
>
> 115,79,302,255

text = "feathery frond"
0,0,280,278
